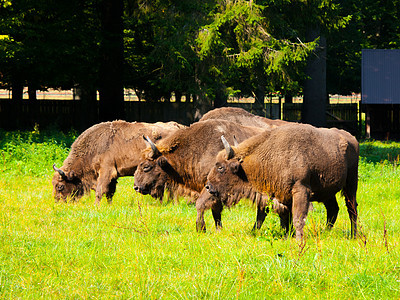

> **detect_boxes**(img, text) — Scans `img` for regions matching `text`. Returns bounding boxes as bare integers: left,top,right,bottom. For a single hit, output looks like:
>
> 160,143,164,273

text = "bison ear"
157,156,169,169
229,160,241,174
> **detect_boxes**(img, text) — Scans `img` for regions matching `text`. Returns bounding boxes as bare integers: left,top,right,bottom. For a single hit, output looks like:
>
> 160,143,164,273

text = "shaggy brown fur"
204,123,359,239
133,119,265,228
195,107,291,231
199,107,290,128
52,120,185,204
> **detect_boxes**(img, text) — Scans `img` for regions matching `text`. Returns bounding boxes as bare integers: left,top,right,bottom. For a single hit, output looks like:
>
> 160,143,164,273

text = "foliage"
0,128,76,178
0,0,101,90
123,0,214,101
0,131,400,298
266,0,351,35
195,0,318,98
0,0,11,8
1,0,400,102
327,0,400,94
359,140,400,163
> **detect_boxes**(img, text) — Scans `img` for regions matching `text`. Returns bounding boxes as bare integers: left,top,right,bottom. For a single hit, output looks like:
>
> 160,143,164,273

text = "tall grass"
0,130,399,299
0,128,77,178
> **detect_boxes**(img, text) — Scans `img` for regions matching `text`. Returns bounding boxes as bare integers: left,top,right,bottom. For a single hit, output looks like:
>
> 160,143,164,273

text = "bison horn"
221,135,234,159
53,164,67,179
143,135,161,158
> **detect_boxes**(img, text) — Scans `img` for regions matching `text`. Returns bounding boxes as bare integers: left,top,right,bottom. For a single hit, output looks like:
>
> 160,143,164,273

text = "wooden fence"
0,99,360,136
0,100,198,130
283,103,359,135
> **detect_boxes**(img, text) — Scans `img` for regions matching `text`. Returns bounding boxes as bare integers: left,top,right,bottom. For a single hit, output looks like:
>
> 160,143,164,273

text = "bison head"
52,164,83,202
205,136,249,205
133,136,171,200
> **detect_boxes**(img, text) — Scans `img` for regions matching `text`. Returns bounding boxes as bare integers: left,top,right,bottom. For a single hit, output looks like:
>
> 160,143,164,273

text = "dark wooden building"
362,49,400,140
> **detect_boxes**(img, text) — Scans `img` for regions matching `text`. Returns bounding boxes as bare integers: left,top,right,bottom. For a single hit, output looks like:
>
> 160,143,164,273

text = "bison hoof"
196,224,206,233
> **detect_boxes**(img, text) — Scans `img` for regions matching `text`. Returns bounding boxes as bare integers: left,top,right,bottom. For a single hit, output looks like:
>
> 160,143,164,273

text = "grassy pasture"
0,129,399,299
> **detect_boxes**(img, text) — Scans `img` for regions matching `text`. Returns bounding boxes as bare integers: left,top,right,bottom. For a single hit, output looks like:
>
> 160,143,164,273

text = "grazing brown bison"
52,120,185,204
199,107,289,128
133,119,265,228
203,123,359,239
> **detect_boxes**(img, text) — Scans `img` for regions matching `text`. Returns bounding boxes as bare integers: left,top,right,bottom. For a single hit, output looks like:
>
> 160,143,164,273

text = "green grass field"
0,128,399,299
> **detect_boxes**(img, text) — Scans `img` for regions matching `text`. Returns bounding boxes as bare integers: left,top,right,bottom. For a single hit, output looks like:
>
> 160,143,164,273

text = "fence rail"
283,103,359,135
0,99,360,135
0,100,197,130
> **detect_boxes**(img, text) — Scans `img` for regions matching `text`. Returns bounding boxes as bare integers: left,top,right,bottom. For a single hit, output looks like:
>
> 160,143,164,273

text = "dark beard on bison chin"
151,187,164,200
223,192,242,208
223,186,257,208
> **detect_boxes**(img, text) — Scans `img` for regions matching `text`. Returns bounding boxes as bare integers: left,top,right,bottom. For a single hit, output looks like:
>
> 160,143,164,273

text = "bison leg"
344,190,358,239
342,167,358,238
292,183,311,240
271,200,293,235
196,189,223,232
252,194,270,231
281,210,294,238
196,209,206,232
323,197,339,229
253,204,268,231
95,168,118,205
105,179,117,204
196,189,214,232
211,200,223,231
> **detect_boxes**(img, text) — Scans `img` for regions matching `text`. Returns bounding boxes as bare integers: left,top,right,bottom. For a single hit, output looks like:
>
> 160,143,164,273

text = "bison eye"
217,165,225,173
57,185,64,191
143,165,152,172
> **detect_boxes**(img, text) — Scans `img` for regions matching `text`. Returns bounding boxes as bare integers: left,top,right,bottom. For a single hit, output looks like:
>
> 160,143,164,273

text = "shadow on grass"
359,140,400,164
0,128,77,149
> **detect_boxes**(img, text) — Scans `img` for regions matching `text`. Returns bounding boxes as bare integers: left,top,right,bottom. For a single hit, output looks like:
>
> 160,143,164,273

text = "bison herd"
52,107,359,239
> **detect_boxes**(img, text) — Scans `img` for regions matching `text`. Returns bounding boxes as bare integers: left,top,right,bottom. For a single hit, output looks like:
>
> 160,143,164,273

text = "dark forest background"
1,0,399,129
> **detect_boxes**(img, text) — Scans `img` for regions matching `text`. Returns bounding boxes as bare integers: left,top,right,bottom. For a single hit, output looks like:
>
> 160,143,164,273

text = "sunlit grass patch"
1,130,400,298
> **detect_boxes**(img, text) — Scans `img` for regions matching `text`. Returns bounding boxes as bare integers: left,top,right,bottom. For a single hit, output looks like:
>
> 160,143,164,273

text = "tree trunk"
12,78,23,102
175,91,182,103
214,86,228,108
302,27,327,127
193,64,212,120
285,94,293,104
98,0,125,122
253,84,265,116
184,93,191,102
11,77,23,129
28,84,37,101
75,85,98,130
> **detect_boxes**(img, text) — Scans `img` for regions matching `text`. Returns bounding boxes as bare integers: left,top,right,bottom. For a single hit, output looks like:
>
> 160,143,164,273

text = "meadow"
0,128,399,299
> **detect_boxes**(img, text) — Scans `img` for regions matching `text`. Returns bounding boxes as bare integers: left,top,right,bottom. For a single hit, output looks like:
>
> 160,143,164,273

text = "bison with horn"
52,120,185,204
203,123,359,239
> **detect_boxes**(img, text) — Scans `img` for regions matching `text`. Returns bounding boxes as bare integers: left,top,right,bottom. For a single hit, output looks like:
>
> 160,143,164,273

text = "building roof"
362,49,400,104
